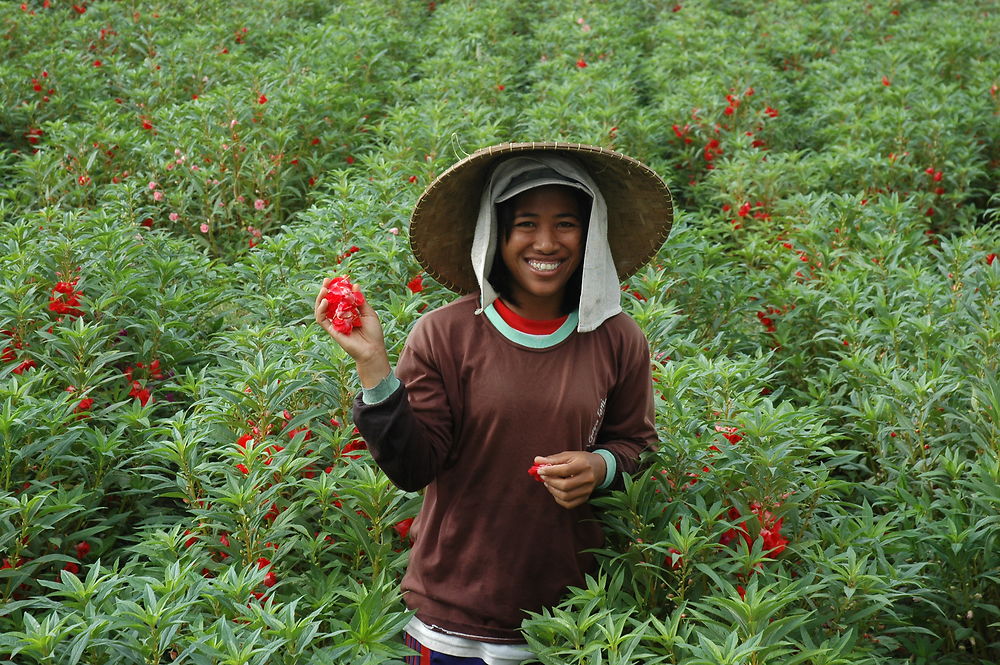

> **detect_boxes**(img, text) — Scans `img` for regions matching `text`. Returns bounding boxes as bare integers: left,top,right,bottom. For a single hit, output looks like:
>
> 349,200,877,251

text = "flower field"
1,0,999,662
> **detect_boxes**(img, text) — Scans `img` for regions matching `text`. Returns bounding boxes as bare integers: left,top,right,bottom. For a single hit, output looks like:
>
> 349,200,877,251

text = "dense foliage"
1,0,998,663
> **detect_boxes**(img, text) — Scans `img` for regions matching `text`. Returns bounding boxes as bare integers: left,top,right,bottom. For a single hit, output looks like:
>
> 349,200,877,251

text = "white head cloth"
470,154,621,333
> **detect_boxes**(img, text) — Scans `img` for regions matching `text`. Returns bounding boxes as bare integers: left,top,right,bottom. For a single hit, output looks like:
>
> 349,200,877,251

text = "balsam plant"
1,0,999,663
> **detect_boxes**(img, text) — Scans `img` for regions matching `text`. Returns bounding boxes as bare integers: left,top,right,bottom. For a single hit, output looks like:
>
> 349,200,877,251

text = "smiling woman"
314,142,673,665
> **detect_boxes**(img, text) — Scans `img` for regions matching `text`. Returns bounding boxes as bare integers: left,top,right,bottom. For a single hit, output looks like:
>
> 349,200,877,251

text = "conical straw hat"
410,142,674,293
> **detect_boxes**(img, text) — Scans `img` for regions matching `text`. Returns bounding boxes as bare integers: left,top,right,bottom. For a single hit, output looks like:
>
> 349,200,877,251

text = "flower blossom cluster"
323,276,365,334
48,278,84,318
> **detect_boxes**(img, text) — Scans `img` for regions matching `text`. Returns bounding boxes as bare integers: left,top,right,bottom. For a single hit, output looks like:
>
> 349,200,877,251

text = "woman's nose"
533,226,557,252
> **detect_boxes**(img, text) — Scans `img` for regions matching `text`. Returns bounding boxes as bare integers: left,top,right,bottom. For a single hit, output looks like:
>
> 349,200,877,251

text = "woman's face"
499,185,585,319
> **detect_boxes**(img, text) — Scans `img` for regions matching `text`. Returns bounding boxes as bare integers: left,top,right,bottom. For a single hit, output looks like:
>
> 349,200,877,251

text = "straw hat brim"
409,142,674,294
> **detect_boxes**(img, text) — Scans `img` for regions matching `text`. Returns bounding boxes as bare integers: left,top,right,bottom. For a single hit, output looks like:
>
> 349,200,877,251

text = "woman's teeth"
528,260,560,272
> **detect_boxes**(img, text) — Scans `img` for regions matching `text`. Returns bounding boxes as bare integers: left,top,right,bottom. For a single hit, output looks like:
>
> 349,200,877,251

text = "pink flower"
153,191,163,201
254,199,265,210
168,212,179,222
200,223,209,233
148,181,157,190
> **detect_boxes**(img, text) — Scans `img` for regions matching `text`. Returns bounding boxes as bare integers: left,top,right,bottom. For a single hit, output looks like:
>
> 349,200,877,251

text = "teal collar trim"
484,303,578,348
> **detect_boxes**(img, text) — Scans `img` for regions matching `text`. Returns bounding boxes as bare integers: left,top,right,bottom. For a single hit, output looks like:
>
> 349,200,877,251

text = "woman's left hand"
534,451,607,509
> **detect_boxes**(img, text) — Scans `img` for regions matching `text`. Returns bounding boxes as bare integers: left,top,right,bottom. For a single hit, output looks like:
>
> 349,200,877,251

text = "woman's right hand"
314,278,392,389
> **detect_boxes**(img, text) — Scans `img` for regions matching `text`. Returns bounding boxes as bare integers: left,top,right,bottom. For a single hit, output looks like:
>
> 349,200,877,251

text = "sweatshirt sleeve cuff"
362,371,401,405
593,448,617,490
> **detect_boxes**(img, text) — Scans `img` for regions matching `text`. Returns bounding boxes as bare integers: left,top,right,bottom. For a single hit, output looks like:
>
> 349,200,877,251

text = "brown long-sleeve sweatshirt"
353,294,657,643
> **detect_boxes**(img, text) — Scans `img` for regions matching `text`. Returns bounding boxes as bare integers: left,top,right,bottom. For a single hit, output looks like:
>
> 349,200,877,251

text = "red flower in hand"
324,276,365,334
528,463,549,482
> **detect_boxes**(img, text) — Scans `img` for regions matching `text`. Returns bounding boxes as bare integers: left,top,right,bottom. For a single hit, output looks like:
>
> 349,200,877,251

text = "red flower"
74,541,91,559
62,561,80,574
394,517,414,541
256,556,271,570
714,425,742,444
764,106,779,118
128,381,151,405
323,276,365,335
263,571,277,587
13,359,36,374
576,59,588,68
987,253,997,266
407,274,424,293
527,463,549,482
258,94,267,104
74,397,94,413
760,520,788,556
737,202,751,217
236,463,249,475
341,439,367,459
93,60,102,67
881,76,891,86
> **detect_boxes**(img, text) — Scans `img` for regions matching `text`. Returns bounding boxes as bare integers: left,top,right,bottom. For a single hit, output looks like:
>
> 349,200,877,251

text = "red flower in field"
737,202,751,217
881,76,891,86
93,60,102,67
341,439,367,459
256,556,271,570
345,155,355,164
723,106,734,116
987,253,997,266
74,397,94,413
13,359,36,375
394,517,414,541
72,3,85,13
74,541,90,558
576,58,588,68
760,519,788,556
62,561,80,574
665,548,683,570
49,279,84,318
128,381,151,405
258,94,267,104
737,584,746,600
764,106,779,118
263,571,277,587
714,425,742,444
407,274,424,293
